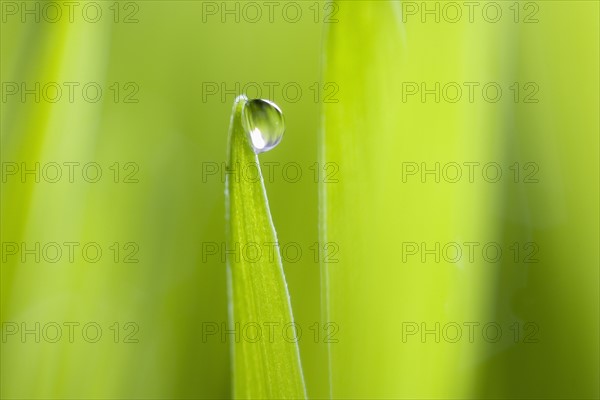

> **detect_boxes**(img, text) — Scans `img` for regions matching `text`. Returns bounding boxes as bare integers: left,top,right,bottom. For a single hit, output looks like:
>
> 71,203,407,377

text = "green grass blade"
225,95,307,399
321,1,499,397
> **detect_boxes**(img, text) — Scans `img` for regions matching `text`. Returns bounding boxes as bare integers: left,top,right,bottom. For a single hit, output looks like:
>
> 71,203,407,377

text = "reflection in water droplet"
242,99,285,154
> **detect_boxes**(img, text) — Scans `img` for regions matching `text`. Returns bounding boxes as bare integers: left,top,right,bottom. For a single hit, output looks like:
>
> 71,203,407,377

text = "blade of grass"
320,1,504,397
225,95,307,399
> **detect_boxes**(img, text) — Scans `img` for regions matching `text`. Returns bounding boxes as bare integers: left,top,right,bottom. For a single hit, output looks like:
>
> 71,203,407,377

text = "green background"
1,1,598,399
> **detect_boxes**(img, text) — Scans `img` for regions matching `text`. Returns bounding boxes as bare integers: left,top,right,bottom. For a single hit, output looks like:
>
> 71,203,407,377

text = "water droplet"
242,99,285,154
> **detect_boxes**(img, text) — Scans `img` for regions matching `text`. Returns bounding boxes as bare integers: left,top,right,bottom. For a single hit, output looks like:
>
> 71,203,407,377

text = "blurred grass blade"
321,1,500,397
225,95,307,399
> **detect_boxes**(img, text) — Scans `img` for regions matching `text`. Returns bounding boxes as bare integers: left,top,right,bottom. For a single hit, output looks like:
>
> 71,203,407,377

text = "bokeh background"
1,1,598,399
